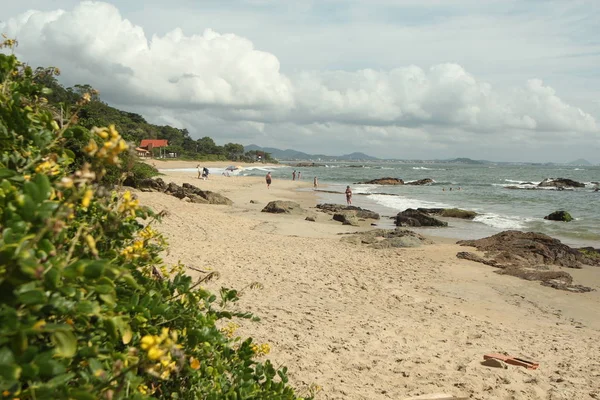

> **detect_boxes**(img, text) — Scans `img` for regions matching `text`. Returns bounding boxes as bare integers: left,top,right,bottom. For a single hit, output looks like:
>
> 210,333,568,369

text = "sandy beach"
135,162,600,400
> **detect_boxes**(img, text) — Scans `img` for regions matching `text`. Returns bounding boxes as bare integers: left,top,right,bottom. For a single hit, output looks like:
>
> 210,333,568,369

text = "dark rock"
305,216,316,222
418,208,477,220
165,182,182,194
250,200,258,204
316,203,380,219
341,228,432,248
291,162,325,167
395,209,448,227
358,177,404,185
405,178,434,185
333,212,359,226
261,200,304,214
456,252,499,267
538,178,585,188
457,230,599,269
182,183,233,205
544,211,573,222
136,177,166,191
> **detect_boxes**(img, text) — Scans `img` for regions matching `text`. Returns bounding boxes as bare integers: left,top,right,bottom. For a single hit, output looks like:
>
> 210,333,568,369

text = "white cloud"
1,1,599,161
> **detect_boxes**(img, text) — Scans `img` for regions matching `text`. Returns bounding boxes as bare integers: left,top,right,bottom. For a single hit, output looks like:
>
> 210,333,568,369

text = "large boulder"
538,178,585,188
261,200,304,214
136,177,166,191
395,209,448,227
182,183,233,205
544,210,573,222
316,203,380,219
417,208,477,220
405,178,434,186
457,230,600,269
358,177,404,185
333,212,359,226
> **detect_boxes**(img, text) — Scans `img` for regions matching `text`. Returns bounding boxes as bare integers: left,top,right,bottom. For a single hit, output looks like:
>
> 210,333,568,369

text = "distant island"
244,144,379,161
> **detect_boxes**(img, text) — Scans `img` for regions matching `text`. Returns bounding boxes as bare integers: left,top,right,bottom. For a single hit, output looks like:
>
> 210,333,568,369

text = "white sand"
135,163,600,400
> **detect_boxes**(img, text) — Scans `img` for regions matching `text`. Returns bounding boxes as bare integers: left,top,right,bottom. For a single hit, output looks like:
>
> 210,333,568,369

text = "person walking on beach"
298,171,301,180
345,185,353,205
197,164,202,179
265,172,272,189
314,176,318,189
292,170,296,181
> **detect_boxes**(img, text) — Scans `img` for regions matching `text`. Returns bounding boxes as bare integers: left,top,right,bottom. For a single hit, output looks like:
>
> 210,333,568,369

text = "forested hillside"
33,67,275,162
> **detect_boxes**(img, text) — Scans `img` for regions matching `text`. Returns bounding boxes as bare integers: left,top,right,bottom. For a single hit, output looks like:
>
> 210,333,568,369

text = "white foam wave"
412,166,431,170
504,179,540,185
352,184,380,194
473,213,529,230
368,194,451,211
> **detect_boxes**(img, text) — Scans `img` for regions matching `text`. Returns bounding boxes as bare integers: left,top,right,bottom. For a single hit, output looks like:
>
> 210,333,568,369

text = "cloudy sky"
2,0,599,162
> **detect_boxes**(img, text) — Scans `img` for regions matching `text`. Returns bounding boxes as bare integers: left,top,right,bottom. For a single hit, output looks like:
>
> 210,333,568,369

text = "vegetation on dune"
0,41,309,399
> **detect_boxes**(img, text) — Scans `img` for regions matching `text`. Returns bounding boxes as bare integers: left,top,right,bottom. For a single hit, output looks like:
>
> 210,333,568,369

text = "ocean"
238,162,599,248
161,163,599,248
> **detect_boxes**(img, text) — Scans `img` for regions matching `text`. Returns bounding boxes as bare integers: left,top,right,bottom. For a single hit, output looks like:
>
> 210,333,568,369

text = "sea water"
241,162,600,248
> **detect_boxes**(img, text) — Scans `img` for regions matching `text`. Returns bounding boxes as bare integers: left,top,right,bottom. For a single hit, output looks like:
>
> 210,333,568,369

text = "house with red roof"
139,139,170,158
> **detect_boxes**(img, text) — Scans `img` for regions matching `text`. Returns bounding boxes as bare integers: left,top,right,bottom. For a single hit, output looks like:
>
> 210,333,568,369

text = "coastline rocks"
291,162,325,167
341,228,433,248
261,200,304,214
544,210,573,222
316,204,380,219
358,177,404,185
457,230,594,269
405,178,434,186
538,178,585,188
395,209,448,227
417,208,477,220
137,179,232,205
333,212,359,226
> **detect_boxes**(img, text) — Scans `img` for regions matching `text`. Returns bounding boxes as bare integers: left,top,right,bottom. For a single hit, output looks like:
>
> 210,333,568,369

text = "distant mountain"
244,145,379,161
446,157,487,165
566,158,592,166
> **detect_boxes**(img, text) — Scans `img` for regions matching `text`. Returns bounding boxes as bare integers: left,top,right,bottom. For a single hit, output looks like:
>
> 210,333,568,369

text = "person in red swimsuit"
345,185,352,205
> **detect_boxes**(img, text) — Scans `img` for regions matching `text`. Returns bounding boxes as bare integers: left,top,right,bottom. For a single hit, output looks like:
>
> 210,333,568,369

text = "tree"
224,143,245,161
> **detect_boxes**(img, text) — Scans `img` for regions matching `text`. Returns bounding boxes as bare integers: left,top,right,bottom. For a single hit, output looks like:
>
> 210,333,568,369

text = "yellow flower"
84,139,98,156
147,347,164,361
23,175,31,181
32,320,46,331
85,234,98,256
81,189,93,208
140,335,156,350
190,357,200,370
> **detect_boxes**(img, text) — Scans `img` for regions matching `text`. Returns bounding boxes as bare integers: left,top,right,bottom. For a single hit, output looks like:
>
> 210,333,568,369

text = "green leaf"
0,168,16,179
99,293,116,306
94,284,114,294
69,390,96,400
18,289,46,305
47,372,76,387
33,173,52,200
83,260,106,279
76,301,99,315
51,330,77,358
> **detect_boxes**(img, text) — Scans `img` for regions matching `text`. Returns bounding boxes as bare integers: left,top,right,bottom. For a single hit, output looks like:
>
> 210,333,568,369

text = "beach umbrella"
225,165,237,171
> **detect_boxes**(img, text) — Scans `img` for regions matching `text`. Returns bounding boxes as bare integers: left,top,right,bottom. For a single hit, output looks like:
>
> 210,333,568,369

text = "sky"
1,0,600,162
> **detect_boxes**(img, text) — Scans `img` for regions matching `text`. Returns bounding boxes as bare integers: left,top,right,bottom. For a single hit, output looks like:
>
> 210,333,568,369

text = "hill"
244,145,378,161
566,158,592,166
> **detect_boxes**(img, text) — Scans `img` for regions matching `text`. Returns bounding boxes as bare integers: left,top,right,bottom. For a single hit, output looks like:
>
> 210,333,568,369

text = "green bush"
0,43,310,399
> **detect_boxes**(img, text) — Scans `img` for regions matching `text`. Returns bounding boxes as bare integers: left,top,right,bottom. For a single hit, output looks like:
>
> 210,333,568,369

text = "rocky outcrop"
341,228,433,248
358,177,404,185
457,230,599,269
544,210,573,222
291,162,325,167
137,179,232,205
538,178,585,188
261,200,304,214
405,178,434,186
333,212,359,226
395,209,448,227
316,204,380,219
456,232,598,292
417,208,477,220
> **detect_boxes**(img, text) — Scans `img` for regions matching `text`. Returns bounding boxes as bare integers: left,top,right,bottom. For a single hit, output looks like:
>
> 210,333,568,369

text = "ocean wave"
367,194,451,211
473,213,530,230
504,179,540,185
352,185,381,194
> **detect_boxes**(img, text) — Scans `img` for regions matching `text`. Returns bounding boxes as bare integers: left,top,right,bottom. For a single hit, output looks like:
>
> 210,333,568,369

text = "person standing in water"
292,170,296,181
265,172,272,189
298,171,301,180
314,176,318,189
345,185,352,205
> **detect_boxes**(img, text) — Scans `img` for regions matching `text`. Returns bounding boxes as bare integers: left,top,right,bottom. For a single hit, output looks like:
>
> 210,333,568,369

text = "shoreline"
133,167,600,399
